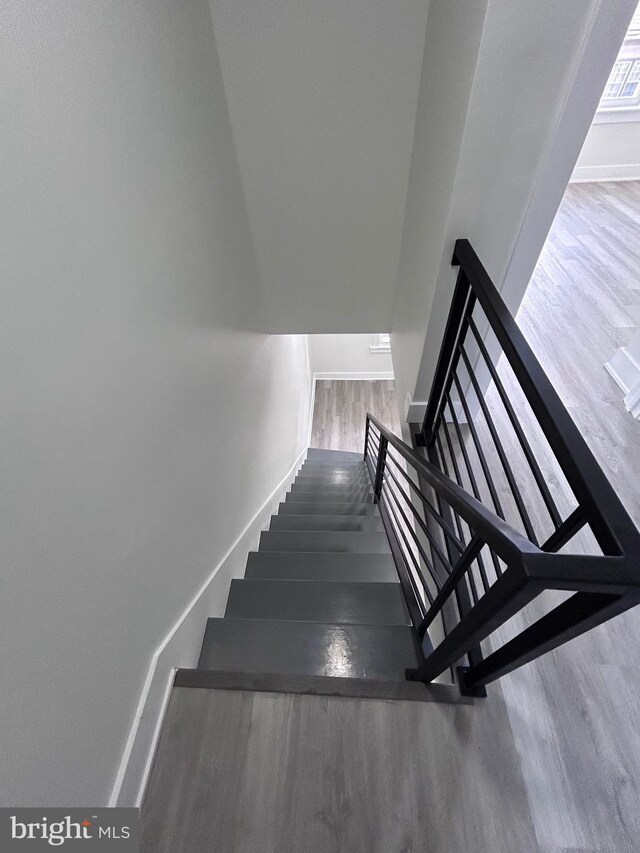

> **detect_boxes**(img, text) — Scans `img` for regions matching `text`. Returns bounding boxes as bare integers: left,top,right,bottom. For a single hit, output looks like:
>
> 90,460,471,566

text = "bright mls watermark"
1,809,138,850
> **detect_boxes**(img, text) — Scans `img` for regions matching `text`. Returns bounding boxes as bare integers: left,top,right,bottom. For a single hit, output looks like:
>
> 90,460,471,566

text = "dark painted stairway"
177,448,460,702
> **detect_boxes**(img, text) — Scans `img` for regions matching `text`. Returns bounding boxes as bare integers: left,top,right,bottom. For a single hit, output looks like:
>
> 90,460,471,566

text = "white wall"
390,0,489,436
572,118,640,182
391,0,637,424
308,335,394,378
1,0,311,807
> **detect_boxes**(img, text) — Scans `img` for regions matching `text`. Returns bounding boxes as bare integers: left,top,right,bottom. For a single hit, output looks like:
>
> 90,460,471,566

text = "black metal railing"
364,238,640,696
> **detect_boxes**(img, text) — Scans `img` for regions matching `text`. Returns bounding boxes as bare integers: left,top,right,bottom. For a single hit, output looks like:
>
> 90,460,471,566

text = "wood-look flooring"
490,181,640,853
141,183,640,852
310,379,402,453
517,180,640,532
141,686,539,853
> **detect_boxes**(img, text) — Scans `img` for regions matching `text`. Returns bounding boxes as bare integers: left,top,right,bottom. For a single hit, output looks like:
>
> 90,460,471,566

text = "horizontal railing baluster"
383,462,454,581
439,412,490,595
459,344,538,544
385,452,465,554
418,535,484,637
380,481,435,605
444,393,482,500
375,491,426,632
467,316,562,529
434,431,479,604
422,267,475,445
445,392,502,581
451,372,506,520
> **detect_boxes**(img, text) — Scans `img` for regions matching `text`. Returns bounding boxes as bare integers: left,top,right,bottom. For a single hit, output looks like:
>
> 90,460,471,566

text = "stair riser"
306,450,362,462
297,467,369,477
289,486,373,499
285,492,375,504
300,455,366,471
269,515,384,533
300,466,366,476
291,480,371,490
303,456,364,464
246,550,396,576
245,563,397,583
300,463,366,472
295,475,371,487
277,501,379,516
259,530,390,553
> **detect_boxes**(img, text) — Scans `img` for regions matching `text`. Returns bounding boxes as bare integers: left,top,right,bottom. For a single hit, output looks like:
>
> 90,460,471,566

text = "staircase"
178,447,457,701
140,239,640,851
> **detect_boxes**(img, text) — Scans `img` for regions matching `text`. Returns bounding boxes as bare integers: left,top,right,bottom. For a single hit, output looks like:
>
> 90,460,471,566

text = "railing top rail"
365,413,538,565
451,238,639,557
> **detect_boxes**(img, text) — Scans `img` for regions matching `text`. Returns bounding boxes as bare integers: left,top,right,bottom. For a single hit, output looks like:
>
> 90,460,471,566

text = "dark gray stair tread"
289,486,373,500
295,471,370,483
277,501,379,516
197,618,418,679
291,481,371,491
301,461,366,471
300,465,367,475
259,530,389,553
245,551,397,582
295,477,371,488
285,491,375,504
225,579,408,624
269,514,384,533
177,669,470,703
299,457,367,474
304,453,365,460
306,448,362,462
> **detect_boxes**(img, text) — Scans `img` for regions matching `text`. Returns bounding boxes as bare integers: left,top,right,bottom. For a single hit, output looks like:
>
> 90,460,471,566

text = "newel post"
373,435,388,501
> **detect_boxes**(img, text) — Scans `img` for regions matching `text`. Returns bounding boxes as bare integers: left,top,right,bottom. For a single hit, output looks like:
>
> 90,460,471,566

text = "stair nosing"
231,577,401,587
175,668,470,704
247,549,392,557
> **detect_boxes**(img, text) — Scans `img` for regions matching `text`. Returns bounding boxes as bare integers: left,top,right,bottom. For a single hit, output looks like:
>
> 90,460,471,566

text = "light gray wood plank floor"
310,379,402,453
491,181,640,853
141,685,539,853
517,180,640,532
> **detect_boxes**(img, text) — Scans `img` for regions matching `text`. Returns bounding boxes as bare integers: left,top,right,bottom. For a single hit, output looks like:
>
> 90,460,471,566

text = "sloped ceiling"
209,0,430,333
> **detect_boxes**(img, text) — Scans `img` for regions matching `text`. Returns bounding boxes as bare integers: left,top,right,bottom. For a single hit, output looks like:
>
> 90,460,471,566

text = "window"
602,59,640,104
598,6,640,112
370,333,391,353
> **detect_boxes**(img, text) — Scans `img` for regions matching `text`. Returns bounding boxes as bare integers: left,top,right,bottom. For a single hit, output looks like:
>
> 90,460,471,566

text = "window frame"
596,7,640,122
370,333,391,353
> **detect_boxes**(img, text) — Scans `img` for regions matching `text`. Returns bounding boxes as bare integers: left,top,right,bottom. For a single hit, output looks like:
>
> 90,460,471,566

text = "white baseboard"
307,367,318,447
313,371,395,381
108,445,307,808
570,163,640,183
605,331,640,420
605,331,640,394
605,349,638,394
625,380,640,420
